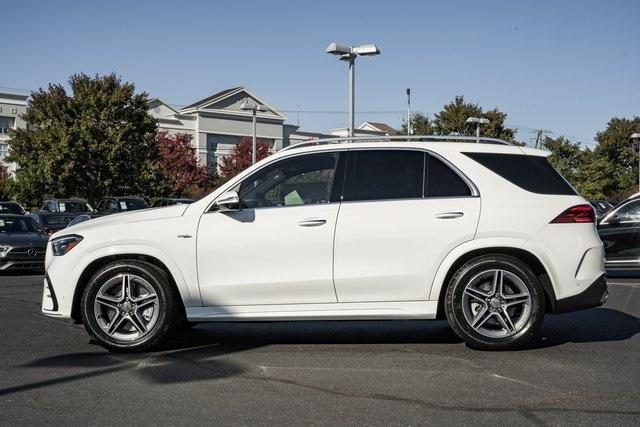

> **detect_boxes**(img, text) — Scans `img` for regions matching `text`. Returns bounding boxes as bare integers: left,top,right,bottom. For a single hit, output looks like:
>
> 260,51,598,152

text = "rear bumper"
554,274,608,314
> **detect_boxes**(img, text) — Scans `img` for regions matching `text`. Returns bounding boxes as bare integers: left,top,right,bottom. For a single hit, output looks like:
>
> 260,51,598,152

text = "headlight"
51,235,83,256
0,246,10,256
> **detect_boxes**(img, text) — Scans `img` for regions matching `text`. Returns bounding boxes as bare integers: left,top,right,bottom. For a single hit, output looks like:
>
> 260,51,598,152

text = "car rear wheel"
81,260,180,352
445,254,545,350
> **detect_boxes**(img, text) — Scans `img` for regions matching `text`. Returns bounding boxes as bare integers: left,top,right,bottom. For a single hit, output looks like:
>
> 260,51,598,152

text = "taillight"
550,204,595,224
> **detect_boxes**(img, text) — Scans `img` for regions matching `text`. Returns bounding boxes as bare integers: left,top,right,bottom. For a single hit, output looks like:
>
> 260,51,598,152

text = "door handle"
435,212,464,219
298,218,327,227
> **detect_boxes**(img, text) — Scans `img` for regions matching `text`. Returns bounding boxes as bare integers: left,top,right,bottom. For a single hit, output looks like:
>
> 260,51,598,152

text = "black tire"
81,260,181,352
445,254,545,350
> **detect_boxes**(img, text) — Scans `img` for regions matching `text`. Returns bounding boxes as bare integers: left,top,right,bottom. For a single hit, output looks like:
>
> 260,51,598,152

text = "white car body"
42,140,606,325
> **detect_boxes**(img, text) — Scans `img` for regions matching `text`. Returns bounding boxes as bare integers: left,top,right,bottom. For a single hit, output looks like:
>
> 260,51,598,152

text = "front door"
197,151,343,306
333,149,480,302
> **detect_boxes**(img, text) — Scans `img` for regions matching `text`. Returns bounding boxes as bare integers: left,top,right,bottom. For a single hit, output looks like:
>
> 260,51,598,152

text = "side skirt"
186,301,438,322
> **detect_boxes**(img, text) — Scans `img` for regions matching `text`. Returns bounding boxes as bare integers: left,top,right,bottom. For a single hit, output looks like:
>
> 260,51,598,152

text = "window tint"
0,216,39,233
463,152,577,195
239,152,339,209
615,200,640,223
0,202,24,215
425,155,472,197
344,150,424,202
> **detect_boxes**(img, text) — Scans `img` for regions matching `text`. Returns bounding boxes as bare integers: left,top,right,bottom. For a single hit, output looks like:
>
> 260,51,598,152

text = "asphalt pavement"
0,273,639,426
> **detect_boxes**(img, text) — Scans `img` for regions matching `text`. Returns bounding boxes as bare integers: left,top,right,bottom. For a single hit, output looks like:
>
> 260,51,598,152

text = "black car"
40,198,94,215
590,200,614,220
597,195,640,273
0,201,27,215
0,214,48,271
95,196,148,215
29,212,78,235
151,197,195,207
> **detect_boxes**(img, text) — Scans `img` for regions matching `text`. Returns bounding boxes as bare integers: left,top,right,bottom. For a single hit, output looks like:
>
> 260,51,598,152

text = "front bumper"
554,274,608,314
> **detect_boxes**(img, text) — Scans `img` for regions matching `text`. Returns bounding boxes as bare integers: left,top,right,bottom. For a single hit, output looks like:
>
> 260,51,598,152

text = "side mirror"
215,191,240,211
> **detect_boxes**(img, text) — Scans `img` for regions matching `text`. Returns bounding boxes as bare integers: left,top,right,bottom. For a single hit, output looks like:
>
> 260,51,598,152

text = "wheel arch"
432,245,557,319
71,254,187,322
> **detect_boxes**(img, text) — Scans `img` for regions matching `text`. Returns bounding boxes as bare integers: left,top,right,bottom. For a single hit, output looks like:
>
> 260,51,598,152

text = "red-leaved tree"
156,131,212,198
218,137,271,180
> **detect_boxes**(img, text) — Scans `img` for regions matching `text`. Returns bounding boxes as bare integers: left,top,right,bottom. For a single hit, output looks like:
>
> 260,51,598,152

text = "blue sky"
4,0,639,145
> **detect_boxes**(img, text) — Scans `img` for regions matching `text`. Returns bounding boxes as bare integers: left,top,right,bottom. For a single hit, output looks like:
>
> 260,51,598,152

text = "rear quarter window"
463,152,577,195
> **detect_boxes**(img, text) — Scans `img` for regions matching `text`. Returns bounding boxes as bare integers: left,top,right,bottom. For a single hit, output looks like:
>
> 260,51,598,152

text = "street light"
326,42,381,137
241,101,268,165
466,117,490,143
631,133,640,192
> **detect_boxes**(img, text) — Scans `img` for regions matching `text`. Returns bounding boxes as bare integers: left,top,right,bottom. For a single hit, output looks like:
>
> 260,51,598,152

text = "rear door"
333,149,480,302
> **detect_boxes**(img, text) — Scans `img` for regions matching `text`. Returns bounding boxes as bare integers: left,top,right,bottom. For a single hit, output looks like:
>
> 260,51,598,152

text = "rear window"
463,152,577,195
120,199,148,210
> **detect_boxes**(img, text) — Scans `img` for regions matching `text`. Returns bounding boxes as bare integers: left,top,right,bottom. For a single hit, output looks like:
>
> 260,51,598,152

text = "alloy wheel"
461,269,532,338
93,273,160,341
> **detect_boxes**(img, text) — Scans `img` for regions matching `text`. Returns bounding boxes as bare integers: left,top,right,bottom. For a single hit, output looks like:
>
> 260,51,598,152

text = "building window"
0,116,15,134
0,144,9,159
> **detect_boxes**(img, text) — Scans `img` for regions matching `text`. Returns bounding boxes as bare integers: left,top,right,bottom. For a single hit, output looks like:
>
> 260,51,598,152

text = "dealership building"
1,86,398,173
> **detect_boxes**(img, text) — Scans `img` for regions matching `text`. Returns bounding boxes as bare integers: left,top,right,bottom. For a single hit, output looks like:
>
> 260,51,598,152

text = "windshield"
59,200,93,213
119,199,148,211
0,216,40,233
0,203,25,215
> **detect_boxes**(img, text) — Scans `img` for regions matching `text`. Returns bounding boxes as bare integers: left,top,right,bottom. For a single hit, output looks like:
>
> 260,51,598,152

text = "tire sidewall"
81,261,174,351
446,255,545,349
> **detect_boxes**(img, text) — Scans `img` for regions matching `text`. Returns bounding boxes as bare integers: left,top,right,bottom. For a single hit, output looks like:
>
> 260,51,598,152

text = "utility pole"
534,129,551,149
406,88,411,135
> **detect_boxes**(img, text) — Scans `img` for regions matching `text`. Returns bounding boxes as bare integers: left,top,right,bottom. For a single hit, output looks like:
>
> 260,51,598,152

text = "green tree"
401,96,515,142
401,112,434,135
543,136,585,184
7,73,161,205
592,116,640,201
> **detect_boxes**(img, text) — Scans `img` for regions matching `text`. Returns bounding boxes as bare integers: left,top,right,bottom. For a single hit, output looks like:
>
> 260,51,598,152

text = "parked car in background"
95,196,148,215
0,214,48,271
30,212,77,235
590,200,614,220
598,194,640,273
40,198,94,215
67,214,93,228
43,136,607,352
0,201,27,215
151,197,195,207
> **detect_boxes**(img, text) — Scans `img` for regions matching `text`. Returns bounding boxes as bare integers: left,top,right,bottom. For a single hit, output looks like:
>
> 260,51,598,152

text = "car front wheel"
445,254,545,350
81,260,180,352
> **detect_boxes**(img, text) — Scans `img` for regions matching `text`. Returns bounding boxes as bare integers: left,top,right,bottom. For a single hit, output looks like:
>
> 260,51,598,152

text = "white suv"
42,136,607,351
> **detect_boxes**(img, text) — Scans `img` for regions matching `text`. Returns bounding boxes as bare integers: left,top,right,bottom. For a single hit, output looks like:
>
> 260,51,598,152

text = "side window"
344,150,424,202
109,200,118,211
239,152,339,209
614,200,640,223
425,154,472,197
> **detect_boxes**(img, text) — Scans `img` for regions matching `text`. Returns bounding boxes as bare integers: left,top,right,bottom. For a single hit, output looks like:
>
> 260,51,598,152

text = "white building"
0,87,29,175
150,87,398,169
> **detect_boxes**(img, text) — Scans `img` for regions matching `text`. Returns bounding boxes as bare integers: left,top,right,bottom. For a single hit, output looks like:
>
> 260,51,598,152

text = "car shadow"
524,307,640,349
7,308,638,397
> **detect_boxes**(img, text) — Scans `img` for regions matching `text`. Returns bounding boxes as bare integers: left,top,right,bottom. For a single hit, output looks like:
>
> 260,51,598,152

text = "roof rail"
282,134,513,151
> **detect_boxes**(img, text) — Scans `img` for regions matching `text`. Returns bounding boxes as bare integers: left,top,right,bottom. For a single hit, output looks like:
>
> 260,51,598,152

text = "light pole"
241,101,268,165
406,88,411,135
326,42,380,137
632,132,640,192
466,117,490,143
